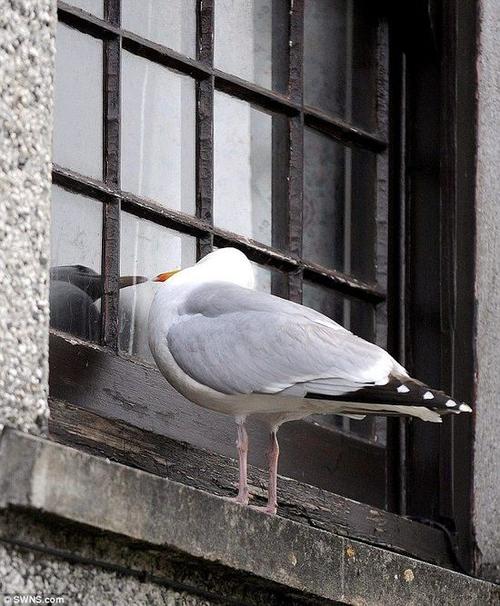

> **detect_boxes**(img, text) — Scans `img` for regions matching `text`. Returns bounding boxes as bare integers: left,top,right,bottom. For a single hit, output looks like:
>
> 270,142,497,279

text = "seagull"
50,265,147,340
148,248,472,514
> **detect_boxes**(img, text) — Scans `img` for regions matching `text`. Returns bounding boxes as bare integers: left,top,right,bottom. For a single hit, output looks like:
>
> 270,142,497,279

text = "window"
49,0,475,571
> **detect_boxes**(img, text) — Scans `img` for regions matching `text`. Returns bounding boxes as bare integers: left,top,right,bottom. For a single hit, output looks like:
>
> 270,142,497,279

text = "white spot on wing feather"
423,391,434,400
397,385,410,393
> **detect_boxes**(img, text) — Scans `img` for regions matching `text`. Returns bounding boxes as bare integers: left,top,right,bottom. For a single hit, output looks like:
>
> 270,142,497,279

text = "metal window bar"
101,0,121,350
55,0,387,309
195,0,214,260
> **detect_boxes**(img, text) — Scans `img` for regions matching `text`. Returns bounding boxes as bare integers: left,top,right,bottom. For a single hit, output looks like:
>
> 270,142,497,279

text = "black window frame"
49,0,478,574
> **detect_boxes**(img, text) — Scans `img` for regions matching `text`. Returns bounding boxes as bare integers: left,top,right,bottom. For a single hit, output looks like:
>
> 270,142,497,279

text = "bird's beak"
119,275,148,288
153,269,181,282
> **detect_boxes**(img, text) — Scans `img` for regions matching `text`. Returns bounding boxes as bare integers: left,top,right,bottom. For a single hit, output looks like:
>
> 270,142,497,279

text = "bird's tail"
306,374,472,421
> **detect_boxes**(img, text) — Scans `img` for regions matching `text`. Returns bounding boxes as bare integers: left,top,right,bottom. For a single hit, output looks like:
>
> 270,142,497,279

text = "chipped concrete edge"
0,428,498,605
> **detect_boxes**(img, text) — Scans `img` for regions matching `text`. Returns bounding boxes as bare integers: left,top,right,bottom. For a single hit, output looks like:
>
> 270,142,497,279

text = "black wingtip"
306,374,472,415
392,376,472,414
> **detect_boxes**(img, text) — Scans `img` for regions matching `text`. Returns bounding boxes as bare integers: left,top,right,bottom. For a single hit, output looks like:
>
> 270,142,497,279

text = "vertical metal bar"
270,2,291,296
102,0,121,350
354,16,389,446
386,33,407,514
288,0,304,103
373,16,393,500
342,1,354,435
287,0,304,302
374,18,389,352
196,0,214,259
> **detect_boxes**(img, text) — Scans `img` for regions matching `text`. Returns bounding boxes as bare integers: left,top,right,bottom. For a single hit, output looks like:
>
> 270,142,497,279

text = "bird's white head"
153,247,255,290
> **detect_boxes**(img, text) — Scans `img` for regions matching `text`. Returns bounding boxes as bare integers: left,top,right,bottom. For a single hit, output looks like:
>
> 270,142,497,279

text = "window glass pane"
119,212,197,362
53,23,103,179
50,186,103,342
303,282,374,341
214,0,288,92
121,51,196,214
250,262,286,295
304,0,377,130
68,0,103,18
214,92,287,246
303,128,376,282
122,0,196,57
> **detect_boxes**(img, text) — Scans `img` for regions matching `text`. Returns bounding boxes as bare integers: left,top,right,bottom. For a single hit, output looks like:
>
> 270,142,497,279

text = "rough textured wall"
0,543,215,606
0,0,55,433
474,0,500,583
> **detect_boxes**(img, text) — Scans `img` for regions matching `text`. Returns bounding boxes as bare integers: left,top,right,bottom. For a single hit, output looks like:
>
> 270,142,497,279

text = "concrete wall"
0,543,214,606
0,0,55,434
473,0,500,583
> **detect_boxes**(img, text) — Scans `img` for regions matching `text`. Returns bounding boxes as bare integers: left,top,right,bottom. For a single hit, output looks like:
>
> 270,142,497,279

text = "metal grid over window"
51,0,390,502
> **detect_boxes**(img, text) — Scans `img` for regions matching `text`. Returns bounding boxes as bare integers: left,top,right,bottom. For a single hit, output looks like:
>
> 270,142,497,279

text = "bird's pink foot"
223,492,249,506
249,503,277,515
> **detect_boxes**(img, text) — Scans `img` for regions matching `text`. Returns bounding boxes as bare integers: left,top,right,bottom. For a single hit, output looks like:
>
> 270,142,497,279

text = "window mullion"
101,0,121,350
287,0,304,303
196,0,214,259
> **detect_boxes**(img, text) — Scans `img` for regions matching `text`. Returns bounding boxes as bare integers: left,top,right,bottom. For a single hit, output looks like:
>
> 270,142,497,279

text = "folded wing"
168,283,401,397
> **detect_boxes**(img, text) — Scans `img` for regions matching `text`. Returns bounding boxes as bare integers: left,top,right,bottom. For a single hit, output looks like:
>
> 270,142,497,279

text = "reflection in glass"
68,0,103,18
122,0,196,57
304,0,377,129
303,128,376,282
53,23,103,179
50,186,103,341
121,51,196,213
119,212,197,362
214,92,287,246
214,0,288,92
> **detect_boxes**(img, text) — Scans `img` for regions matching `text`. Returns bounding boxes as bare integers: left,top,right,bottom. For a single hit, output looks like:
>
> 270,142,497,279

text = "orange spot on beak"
153,269,181,282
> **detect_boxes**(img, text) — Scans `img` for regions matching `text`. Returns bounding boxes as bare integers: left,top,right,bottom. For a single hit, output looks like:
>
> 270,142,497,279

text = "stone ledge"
0,428,498,605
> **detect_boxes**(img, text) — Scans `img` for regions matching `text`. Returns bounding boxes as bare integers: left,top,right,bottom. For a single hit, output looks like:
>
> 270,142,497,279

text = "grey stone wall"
473,0,500,583
0,543,215,606
0,0,55,434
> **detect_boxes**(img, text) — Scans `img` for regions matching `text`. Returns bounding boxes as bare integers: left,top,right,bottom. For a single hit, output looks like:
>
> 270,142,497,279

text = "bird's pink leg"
230,416,249,505
265,430,279,514
236,419,249,503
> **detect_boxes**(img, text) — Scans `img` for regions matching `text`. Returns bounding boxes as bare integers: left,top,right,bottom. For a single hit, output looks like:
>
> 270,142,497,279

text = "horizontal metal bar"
52,166,385,302
302,263,385,302
58,2,120,39
213,72,300,116
304,106,388,152
212,231,385,302
121,33,211,80
52,165,119,201
58,2,388,152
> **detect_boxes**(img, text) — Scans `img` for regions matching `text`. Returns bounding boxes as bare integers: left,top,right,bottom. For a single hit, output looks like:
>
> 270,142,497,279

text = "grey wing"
167,284,400,396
